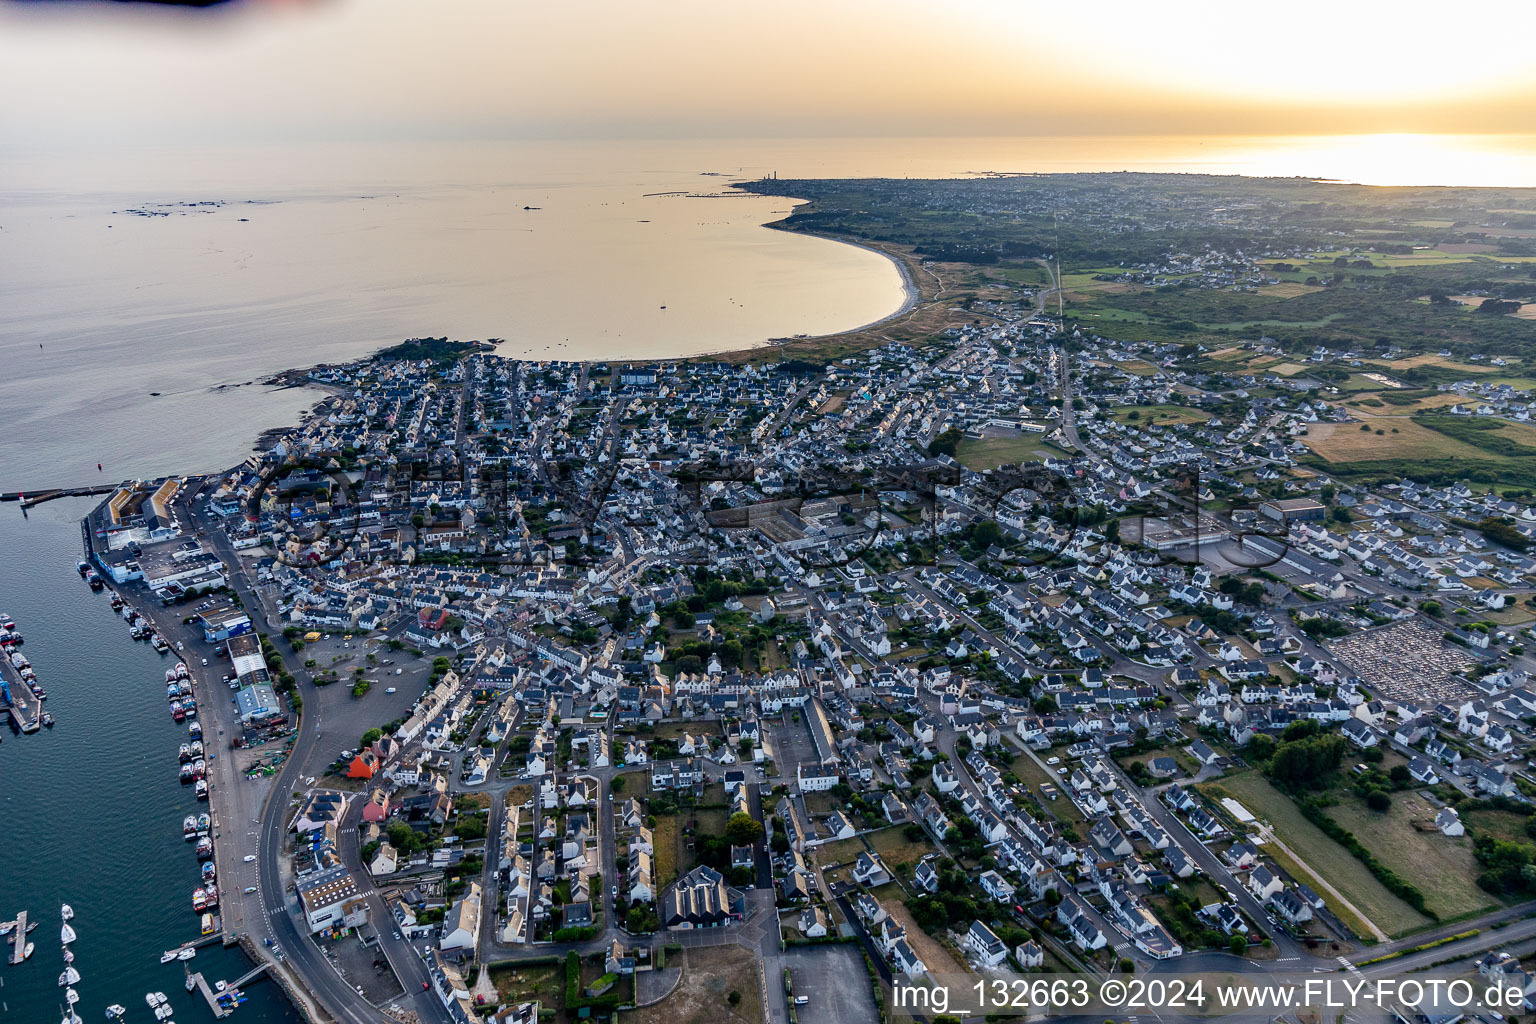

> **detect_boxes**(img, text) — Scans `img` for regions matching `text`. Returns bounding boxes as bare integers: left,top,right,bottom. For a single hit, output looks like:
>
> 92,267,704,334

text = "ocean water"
0,498,298,1023
5,134,1536,490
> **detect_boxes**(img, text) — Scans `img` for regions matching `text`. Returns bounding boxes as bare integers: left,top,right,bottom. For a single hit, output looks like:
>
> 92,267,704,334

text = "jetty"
188,963,267,1018
7,910,29,964
0,654,42,733
1,485,117,509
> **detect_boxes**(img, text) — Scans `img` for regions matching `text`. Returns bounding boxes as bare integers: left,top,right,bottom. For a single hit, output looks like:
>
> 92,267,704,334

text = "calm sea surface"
2,133,1536,1024
7,133,1536,490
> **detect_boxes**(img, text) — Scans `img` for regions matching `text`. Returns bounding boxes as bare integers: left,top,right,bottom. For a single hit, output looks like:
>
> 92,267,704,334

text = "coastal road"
176,485,449,1024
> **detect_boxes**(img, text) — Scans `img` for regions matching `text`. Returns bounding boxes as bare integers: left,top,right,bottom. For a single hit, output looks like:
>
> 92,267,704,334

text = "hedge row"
1297,801,1436,920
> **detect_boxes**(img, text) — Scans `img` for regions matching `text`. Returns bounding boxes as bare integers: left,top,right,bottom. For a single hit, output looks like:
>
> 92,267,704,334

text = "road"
171,480,451,1024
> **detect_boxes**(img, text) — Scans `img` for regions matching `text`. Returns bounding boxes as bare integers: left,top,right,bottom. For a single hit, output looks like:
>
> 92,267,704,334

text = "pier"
187,963,268,1018
0,654,42,733
7,911,28,964
0,485,117,509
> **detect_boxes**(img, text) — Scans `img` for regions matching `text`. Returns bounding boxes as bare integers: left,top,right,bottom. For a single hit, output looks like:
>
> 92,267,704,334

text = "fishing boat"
59,966,80,986
106,1005,126,1019
201,861,216,882
75,561,90,578
109,594,123,610
188,740,203,758
179,763,194,783
178,743,192,762
176,947,195,961
195,837,213,860
60,923,76,945
60,904,73,922
194,779,209,800
196,812,210,832
42,712,55,728
183,814,198,838
199,913,214,936
191,760,207,781
187,720,202,739
85,570,104,591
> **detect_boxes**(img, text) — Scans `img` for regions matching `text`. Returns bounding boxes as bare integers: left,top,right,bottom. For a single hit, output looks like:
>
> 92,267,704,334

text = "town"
68,307,1536,1024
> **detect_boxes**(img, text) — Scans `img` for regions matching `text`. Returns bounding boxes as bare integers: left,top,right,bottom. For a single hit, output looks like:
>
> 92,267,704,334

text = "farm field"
489,960,564,1009
875,893,970,977
1201,772,1432,938
1464,808,1532,846
1325,791,1500,921
1301,417,1488,462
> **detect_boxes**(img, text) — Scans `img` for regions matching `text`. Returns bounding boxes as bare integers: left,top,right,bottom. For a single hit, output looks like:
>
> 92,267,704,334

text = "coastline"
758,220,923,344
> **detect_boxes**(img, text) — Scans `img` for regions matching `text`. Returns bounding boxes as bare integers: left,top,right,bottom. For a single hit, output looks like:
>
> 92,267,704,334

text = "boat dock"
0,655,41,733
0,485,117,510
187,963,267,1018
7,910,28,964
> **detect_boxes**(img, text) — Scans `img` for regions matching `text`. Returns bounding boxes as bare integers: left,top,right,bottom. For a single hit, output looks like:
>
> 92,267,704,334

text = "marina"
0,504,297,1023
8,910,34,964
0,615,47,733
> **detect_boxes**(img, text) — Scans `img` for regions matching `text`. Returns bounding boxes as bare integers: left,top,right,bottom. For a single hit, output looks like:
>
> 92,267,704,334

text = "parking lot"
782,945,881,1024
295,634,436,772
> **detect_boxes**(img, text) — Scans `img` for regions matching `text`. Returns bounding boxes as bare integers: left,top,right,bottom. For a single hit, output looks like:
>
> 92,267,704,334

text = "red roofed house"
347,751,381,780
362,787,392,823
418,607,451,632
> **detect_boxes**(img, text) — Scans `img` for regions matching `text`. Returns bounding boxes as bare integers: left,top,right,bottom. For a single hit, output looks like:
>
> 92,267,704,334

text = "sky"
3,0,1536,146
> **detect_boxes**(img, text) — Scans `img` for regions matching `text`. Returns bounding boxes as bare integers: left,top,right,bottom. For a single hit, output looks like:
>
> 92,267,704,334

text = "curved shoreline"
764,226,922,340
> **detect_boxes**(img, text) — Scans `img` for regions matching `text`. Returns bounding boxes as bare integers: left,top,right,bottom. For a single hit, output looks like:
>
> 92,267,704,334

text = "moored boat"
60,923,75,945
194,779,209,800
59,966,80,985
106,1005,127,1019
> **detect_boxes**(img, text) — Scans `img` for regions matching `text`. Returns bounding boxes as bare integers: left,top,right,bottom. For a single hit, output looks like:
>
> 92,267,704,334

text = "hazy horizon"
5,0,1536,155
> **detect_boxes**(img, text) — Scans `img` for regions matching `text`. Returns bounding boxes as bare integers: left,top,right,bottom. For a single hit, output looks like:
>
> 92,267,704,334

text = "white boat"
62,948,74,963
60,923,75,945
61,1011,82,1024
65,987,80,1005
60,904,73,922
153,992,168,1005
145,993,163,1008
59,966,80,985
159,950,177,964
154,1005,173,1021
105,1006,126,1019
176,947,195,961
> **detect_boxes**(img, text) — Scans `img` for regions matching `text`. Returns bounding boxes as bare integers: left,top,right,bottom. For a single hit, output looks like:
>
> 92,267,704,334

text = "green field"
866,824,940,874
1010,750,1084,823
1110,404,1210,426
1325,792,1500,921
1201,772,1431,938
955,434,1064,471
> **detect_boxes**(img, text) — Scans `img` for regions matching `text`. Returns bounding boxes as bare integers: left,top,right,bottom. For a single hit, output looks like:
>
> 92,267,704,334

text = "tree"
1230,934,1248,955
610,776,626,794
725,812,764,847
728,991,742,1007
1366,790,1391,811
928,427,963,459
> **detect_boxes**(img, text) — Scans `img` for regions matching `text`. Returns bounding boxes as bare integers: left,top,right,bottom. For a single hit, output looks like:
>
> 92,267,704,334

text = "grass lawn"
866,825,940,874
488,961,564,1008
815,836,867,865
1201,772,1431,938
623,945,761,1024
653,813,681,889
1325,791,1499,921
955,434,1058,472
1111,404,1209,427
1010,751,1084,823
1465,808,1533,845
